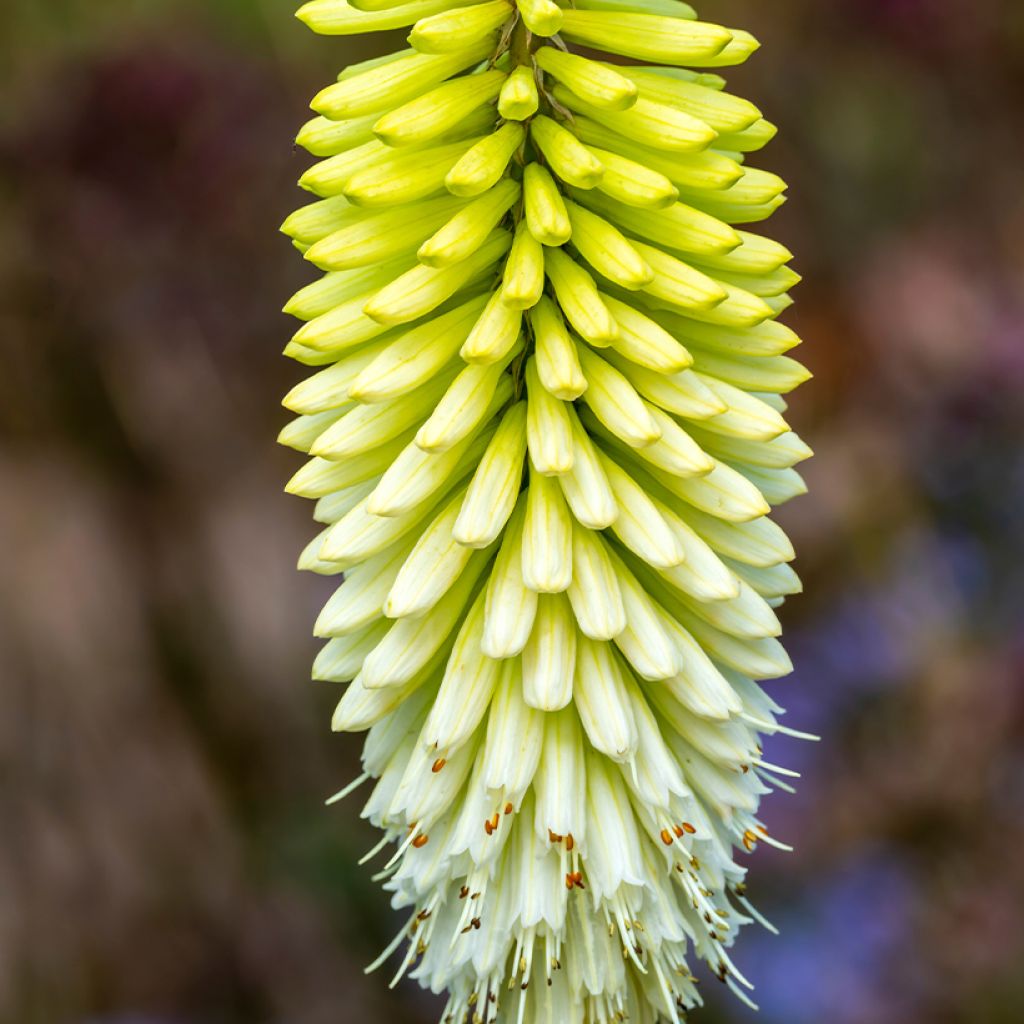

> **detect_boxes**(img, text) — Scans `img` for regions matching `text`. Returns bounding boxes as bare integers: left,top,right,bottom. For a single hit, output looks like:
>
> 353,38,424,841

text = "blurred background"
3,1,1023,1022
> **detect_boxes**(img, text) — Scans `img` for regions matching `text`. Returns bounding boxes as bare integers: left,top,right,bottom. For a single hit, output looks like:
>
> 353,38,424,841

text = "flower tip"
283,472,304,496
294,2,317,27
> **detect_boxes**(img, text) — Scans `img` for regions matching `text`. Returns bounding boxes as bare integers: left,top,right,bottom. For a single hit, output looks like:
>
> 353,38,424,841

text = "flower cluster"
280,1,812,1020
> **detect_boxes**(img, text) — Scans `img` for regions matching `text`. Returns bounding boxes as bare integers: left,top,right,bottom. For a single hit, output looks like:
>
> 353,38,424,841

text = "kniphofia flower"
279,1,813,1019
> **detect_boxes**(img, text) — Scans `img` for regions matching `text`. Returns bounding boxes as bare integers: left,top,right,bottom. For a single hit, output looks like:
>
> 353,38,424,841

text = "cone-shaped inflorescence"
281,1,813,1019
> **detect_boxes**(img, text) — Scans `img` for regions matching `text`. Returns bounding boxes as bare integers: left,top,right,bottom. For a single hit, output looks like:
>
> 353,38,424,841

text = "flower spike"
282,1,812,1019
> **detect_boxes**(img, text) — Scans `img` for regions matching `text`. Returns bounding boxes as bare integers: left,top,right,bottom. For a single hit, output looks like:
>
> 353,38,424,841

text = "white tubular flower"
283,0,816,1019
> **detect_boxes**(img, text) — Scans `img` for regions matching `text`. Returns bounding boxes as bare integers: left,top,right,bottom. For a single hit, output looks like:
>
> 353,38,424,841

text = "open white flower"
280,1,814,1019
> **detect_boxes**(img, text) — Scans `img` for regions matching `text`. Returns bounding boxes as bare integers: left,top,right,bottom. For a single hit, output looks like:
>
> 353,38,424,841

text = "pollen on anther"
432,758,447,773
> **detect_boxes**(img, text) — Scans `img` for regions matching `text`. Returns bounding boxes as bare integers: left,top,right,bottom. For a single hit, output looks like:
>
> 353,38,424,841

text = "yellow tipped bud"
598,454,685,569
417,178,520,267
342,136,486,208
553,84,717,153
523,163,572,246
360,548,491,688
311,42,493,119
576,345,662,448
312,478,382,527
445,122,525,197
408,0,513,55
525,358,575,476
314,537,412,636
460,288,523,364
383,487,475,619
285,257,411,320
690,349,811,395
522,470,573,593
516,0,564,37
608,553,683,682
535,48,637,111
693,27,761,69
419,588,500,753
453,401,528,547
481,497,538,659
586,146,678,209
529,296,588,401
500,220,545,309
570,1,700,20
480,659,544,806
544,246,620,345
279,409,347,453
299,139,388,198
567,526,627,641
521,595,576,711
312,619,390,680
363,227,511,326
310,373,453,459
581,404,713,480
600,348,726,419
616,67,761,133
687,425,812,472
716,116,778,152
347,295,487,403
633,239,728,312
372,69,505,147
296,113,377,157
416,346,519,452
663,281,775,329
564,200,654,289
572,114,742,192
497,65,540,120
298,0,470,36
305,194,467,270
573,635,637,760
529,115,604,189
282,339,390,414
573,188,740,257
558,10,733,66
366,421,496,518
600,293,693,373
289,289,405,356
281,194,358,246
334,47,411,81
285,431,414,499
559,408,618,529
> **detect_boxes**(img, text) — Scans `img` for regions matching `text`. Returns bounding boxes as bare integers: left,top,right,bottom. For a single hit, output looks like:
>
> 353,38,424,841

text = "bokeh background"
3,1,1023,1022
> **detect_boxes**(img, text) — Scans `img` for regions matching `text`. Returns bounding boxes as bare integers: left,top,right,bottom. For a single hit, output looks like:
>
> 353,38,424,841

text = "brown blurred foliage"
2,2,1023,1023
